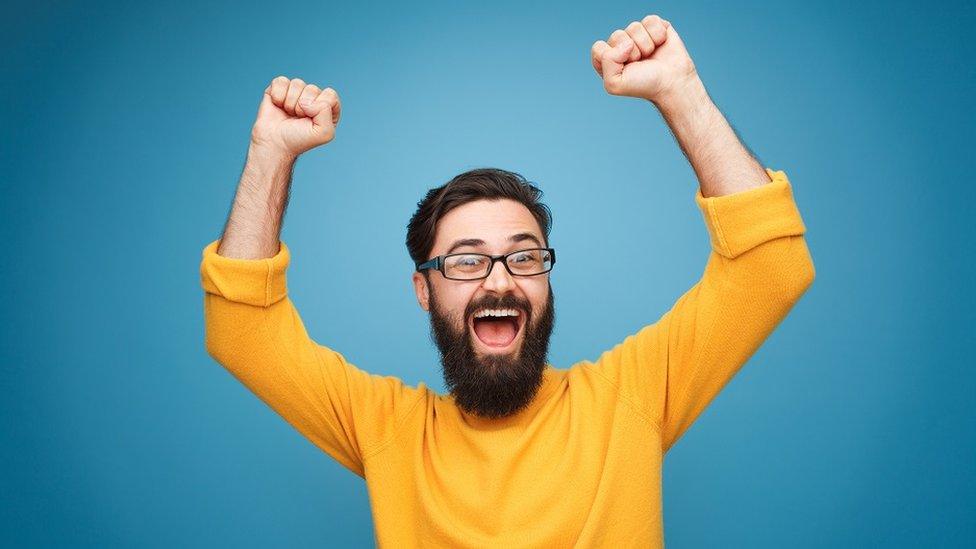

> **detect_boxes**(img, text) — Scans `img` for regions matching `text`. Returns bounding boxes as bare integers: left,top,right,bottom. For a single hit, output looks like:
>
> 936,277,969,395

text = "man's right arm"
218,75,340,259
202,77,423,477
216,143,296,259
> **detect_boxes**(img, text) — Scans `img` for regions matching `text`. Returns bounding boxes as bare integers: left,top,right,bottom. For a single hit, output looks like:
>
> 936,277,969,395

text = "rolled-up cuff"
199,239,290,307
694,168,808,259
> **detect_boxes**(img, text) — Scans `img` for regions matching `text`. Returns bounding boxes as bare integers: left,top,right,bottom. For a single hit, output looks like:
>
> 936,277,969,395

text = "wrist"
247,139,298,167
239,142,296,198
650,74,711,121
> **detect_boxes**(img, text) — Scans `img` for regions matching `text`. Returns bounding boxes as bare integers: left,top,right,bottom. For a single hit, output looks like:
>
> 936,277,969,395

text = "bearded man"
201,14,814,547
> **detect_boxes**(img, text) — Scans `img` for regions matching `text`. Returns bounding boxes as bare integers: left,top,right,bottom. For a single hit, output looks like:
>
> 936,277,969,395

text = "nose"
481,258,515,293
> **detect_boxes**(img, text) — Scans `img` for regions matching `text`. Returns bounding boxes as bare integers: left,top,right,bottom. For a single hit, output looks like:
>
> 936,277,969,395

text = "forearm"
654,76,770,198
217,144,297,259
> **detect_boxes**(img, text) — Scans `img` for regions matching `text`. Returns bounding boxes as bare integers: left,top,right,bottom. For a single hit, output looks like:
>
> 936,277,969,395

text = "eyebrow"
445,233,544,255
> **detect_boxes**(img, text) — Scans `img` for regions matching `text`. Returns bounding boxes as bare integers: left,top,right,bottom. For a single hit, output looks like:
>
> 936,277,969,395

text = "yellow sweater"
200,168,814,548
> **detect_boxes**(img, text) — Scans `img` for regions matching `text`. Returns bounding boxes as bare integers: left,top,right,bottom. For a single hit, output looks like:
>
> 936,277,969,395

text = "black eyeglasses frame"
415,247,556,281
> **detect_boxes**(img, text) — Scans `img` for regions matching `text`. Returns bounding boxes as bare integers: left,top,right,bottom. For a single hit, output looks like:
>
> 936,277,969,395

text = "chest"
363,391,664,544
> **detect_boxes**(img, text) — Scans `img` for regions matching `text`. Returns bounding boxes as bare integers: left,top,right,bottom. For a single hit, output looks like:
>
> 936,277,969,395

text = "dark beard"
427,283,556,420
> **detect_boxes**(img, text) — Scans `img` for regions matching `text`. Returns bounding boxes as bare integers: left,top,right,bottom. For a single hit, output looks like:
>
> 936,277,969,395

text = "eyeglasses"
416,247,556,281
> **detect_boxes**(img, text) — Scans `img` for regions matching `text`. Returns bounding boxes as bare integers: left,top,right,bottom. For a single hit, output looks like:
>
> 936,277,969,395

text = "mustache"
464,295,531,319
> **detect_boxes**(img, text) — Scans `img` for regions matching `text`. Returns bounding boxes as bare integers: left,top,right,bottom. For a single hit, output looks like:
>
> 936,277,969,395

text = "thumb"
609,39,634,64
302,98,338,141
256,88,280,118
305,99,337,126
602,40,633,92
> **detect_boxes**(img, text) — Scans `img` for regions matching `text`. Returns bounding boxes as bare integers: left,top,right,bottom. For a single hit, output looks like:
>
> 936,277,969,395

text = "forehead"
431,198,544,254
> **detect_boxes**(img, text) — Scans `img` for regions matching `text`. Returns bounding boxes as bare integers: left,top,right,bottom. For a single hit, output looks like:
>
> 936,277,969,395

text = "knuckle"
291,78,306,87
626,21,642,32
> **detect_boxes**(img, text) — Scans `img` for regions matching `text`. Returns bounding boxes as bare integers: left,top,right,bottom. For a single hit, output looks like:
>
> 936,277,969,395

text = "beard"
427,282,556,420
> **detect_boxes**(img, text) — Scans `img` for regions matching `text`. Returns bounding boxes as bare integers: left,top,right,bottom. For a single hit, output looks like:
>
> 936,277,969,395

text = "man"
201,14,814,547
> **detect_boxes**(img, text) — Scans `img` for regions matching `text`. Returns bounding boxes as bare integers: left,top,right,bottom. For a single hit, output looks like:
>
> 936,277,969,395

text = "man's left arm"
592,15,769,198
588,16,816,452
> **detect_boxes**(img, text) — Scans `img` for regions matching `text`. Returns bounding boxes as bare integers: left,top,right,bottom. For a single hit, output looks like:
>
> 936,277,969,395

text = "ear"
412,271,430,312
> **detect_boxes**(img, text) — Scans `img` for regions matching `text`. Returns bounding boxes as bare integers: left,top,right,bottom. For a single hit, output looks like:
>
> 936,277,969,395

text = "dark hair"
406,167,553,269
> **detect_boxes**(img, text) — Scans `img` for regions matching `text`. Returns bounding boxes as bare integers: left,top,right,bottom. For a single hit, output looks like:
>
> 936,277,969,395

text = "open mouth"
469,309,526,351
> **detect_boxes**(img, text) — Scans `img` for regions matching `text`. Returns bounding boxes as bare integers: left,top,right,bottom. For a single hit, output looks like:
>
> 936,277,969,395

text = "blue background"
2,0,973,546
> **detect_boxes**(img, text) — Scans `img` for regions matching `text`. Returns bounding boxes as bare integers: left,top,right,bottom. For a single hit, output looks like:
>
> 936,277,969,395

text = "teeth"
474,308,520,319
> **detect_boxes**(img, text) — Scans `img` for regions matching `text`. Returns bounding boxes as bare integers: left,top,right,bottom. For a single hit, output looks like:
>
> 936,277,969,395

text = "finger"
609,29,639,63
662,23,685,52
283,78,306,116
295,84,321,118
642,14,669,46
605,31,634,63
302,88,340,123
308,97,337,142
626,21,655,58
601,40,633,94
320,87,341,125
270,75,290,107
255,85,279,121
591,40,610,77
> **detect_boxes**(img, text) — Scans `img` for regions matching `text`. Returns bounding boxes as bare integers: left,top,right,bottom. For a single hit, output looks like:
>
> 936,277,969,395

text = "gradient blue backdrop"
2,0,973,546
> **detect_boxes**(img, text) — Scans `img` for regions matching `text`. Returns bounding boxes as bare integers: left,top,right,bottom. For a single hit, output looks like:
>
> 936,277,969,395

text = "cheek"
438,287,478,324
525,282,551,317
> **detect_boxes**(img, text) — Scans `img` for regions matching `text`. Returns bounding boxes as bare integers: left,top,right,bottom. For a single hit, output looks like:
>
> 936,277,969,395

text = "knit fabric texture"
200,167,815,547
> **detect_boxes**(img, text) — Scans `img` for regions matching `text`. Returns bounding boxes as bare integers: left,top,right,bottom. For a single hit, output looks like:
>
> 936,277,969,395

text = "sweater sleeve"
200,240,424,477
584,168,815,453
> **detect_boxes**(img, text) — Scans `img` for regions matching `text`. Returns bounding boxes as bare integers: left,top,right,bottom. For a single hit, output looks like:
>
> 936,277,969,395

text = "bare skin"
216,76,341,259
217,14,771,269
589,15,771,197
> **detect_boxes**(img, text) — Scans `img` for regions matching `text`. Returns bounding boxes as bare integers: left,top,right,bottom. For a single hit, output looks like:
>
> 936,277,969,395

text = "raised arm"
588,16,816,452
218,76,340,259
202,77,422,476
591,15,769,198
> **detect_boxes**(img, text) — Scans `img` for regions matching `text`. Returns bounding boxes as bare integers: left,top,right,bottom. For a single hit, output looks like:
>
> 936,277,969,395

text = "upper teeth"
474,308,520,318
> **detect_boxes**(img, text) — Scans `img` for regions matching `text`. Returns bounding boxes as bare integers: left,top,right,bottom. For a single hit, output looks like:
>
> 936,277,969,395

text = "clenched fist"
591,15,698,104
250,76,342,158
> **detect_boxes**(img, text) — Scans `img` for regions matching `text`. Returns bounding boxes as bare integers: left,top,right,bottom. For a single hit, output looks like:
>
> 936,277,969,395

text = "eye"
447,254,488,273
510,250,540,264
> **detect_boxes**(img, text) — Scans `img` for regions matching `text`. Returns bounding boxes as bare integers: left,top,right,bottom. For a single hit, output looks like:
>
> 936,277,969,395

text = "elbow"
795,235,816,292
204,323,233,366
202,294,247,367
740,234,815,304
799,250,816,293
204,331,225,363
778,236,816,303
204,324,253,374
